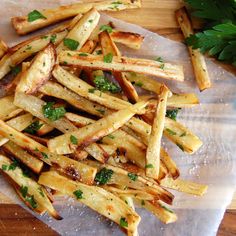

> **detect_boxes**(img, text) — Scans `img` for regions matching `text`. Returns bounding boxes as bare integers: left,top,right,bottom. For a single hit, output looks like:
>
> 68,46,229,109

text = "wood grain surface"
0,0,235,235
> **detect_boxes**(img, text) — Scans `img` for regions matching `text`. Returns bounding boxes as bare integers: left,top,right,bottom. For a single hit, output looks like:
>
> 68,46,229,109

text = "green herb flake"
63,38,79,51
96,109,105,115
176,143,184,151
127,173,138,181
41,152,48,159
50,34,57,44
26,45,32,50
165,128,177,136
120,217,128,228
10,65,21,76
41,35,48,39
42,102,66,121
160,204,174,213
38,187,45,197
2,164,8,171
8,160,18,171
24,120,43,135
141,200,145,206
94,75,121,93
145,164,154,169
107,134,115,139
166,109,179,121
103,53,113,63
160,63,165,69
96,49,102,55
70,135,78,145
28,10,46,22
20,185,28,198
100,25,113,33
180,132,187,137
88,19,93,23
78,53,88,57
73,189,83,199
26,195,37,209
135,81,143,87
88,88,96,93
95,168,114,185
155,56,164,62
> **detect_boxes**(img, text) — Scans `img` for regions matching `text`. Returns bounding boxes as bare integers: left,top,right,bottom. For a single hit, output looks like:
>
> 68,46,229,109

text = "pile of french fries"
0,1,208,235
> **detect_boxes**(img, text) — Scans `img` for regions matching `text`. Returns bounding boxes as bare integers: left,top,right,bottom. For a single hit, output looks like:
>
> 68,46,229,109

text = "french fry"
3,141,43,174
47,101,148,154
0,154,60,219
135,199,177,224
0,30,67,80
99,31,139,103
146,85,169,179
59,51,184,81
39,170,141,234
0,95,23,121
0,39,8,59
12,0,141,35
39,81,110,117
16,44,56,94
14,92,78,134
176,8,211,91
71,149,88,161
167,93,199,108
57,8,100,52
36,122,54,136
0,120,97,185
110,31,144,50
52,65,145,113
85,143,109,163
160,177,208,196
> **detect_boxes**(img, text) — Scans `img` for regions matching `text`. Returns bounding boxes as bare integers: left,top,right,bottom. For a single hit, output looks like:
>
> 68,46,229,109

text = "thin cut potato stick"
39,170,141,234
14,92,78,134
3,141,43,174
176,8,211,91
0,30,67,80
12,0,141,35
0,120,96,185
16,44,56,94
36,122,54,136
59,51,184,81
47,101,148,154
80,40,97,54
57,8,100,52
160,177,208,196
52,65,146,113
0,95,23,121
99,31,139,103
146,85,169,179
0,39,8,59
0,155,61,219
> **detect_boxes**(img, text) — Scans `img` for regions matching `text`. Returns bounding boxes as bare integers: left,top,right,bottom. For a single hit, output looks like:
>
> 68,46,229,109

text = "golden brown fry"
16,44,56,94
160,177,208,196
3,141,43,174
12,0,141,35
0,154,60,219
39,170,141,234
85,143,109,163
59,51,184,81
0,120,97,185
99,31,139,103
48,101,148,154
0,39,8,59
176,8,211,91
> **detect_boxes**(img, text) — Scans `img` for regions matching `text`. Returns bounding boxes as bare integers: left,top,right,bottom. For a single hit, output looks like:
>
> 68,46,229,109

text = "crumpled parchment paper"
0,1,236,236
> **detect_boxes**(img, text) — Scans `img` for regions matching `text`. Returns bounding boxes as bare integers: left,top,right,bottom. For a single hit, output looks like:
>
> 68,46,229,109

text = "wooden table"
0,1,235,235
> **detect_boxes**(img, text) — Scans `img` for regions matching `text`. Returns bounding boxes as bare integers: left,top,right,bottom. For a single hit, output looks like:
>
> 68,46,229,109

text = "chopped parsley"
2,164,8,171
103,53,113,63
24,120,43,135
96,109,105,115
73,189,83,199
99,25,113,33
141,200,145,206
2,160,18,171
41,35,48,39
155,56,164,62
166,109,179,121
96,49,103,55
78,53,88,57
50,34,57,44
95,168,114,185
70,135,78,145
94,75,121,93
145,164,154,169
26,195,37,209
88,88,96,93
28,10,46,22
180,132,187,137
88,19,93,23
26,45,32,50
160,63,165,69
10,65,21,76
41,152,48,159
119,217,128,228
165,128,177,136
107,134,115,139
42,102,66,121
160,204,174,213
63,38,79,51
134,81,143,87
176,143,184,151
20,185,28,198
127,173,138,181
38,187,45,197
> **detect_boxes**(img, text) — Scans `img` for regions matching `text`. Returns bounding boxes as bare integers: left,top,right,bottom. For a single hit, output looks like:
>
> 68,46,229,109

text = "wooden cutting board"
0,0,235,235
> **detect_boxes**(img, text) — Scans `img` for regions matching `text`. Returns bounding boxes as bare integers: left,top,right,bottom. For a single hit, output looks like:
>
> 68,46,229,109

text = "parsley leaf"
26,195,37,209
10,65,21,76
165,128,177,136
50,34,57,44
42,102,66,121
160,203,174,213
63,38,80,50
94,75,121,93
166,109,179,121
20,185,28,198
70,135,78,145
28,10,46,22
103,53,113,63
120,217,128,228
73,190,83,199
127,173,138,181
41,152,48,159
24,120,43,135
95,168,113,185
145,164,154,169
100,25,113,33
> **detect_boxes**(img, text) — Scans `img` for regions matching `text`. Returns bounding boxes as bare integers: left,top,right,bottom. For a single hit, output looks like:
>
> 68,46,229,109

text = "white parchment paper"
0,1,236,236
